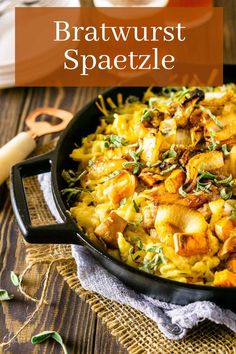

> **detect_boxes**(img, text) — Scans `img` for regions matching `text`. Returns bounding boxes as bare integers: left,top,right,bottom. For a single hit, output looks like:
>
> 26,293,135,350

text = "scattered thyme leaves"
61,187,91,204
175,88,190,101
178,185,188,197
137,240,144,250
208,131,219,151
104,135,126,149
222,144,230,156
220,188,233,200
162,145,177,160
198,170,217,181
160,164,177,175
0,289,13,301
62,169,86,187
123,146,145,175
214,174,234,187
141,108,153,122
119,198,127,206
133,200,140,212
10,271,21,287
31,331,68,354
139,248,166,273
199,105,223,129
107,170,121,180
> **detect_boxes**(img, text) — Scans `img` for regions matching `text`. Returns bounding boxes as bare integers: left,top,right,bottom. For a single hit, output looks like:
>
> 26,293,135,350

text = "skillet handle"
10,152,79,244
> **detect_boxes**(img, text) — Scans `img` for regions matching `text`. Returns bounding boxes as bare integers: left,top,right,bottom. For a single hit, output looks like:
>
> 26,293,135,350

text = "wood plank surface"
0,88,126,354
0,1,235,353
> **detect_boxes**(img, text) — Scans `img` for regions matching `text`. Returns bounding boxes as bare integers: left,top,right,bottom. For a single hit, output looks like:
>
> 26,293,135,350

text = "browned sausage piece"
94,211,127,248
173,233,209,257
143,205,158,229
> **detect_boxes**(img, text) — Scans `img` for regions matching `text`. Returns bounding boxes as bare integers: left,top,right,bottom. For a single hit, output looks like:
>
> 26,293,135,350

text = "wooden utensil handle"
0,132,36,186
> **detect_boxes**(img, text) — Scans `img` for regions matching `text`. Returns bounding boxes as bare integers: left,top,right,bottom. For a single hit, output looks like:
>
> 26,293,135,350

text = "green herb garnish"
107,170,121,180
10,271,21,287
137,240,144,250
194,181,212,194
146,246,163,253
208,131,219,151
222,144,230,156
62,169,87,187
160,164,177,175
175,88,190,101
220,188,233,200
0,289,13,301
162,145,177,159
104,135,126,149
119,198,127,206
123,146,145,175
31,331,68,354
61,187,91,203
141,108,153,122
139,248,166,273
198,170,217,181
214,175,234,187
199,105,223,129
178,185,188,197
133,200,140,212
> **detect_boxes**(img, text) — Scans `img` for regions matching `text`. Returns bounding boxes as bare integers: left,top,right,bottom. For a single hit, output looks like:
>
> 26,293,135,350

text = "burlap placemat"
20,142,236,354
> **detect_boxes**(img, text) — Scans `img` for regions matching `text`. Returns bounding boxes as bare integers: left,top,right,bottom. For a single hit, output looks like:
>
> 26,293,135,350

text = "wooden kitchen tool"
0,107,73,186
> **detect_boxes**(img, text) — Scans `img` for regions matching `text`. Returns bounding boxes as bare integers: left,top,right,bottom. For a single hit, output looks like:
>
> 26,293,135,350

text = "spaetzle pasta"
62,85,236,286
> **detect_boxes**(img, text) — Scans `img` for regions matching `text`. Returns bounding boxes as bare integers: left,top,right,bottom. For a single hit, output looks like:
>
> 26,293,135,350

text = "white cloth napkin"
38,172,236,340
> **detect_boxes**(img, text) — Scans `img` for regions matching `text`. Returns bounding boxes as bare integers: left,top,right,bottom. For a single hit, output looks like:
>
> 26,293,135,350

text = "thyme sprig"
0,289,13,301
123,145,145,175
31,331,68,354
162,144,177,159
62,169,87,187
139,248,166,273
199,105,223,129
208,131,219,151
220,188,233,200
133,199,140,212
222,144,230,156
61,187,92,204
160,164,177,175
10,271,21,287
193,170,234,194
104,135,126,149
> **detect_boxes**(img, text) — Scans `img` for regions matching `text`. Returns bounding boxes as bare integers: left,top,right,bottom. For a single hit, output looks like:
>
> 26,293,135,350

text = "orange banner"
15,7,223,87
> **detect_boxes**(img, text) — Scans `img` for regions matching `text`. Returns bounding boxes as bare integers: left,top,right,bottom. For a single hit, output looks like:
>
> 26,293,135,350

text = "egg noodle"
62,85,236,286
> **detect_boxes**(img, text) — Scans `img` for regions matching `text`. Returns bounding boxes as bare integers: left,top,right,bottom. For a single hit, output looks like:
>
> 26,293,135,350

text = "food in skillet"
62,84,236,286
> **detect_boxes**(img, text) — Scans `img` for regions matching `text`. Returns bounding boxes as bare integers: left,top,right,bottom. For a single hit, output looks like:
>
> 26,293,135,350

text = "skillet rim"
51,84,236,294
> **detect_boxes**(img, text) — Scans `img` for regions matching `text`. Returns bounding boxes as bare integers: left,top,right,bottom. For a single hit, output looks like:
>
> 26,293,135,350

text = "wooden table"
0,1,235,353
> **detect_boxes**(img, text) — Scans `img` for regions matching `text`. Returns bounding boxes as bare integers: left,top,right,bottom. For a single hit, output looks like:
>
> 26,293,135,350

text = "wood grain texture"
0,88,126,354
0,1,235,353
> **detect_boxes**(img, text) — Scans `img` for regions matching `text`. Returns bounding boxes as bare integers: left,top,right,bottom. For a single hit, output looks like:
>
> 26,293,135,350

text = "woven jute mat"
21,142,236,354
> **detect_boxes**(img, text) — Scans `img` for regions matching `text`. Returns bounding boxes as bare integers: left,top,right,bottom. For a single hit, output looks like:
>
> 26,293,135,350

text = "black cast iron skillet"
11,65,236,311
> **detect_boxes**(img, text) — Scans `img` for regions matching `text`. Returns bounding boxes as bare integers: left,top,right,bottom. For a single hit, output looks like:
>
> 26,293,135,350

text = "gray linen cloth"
38,172,236,340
